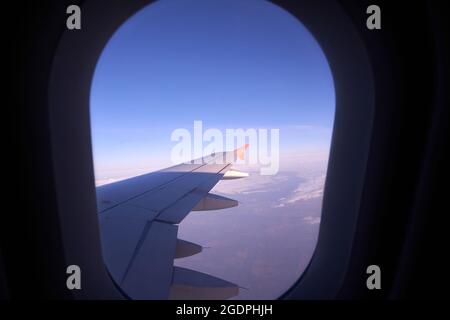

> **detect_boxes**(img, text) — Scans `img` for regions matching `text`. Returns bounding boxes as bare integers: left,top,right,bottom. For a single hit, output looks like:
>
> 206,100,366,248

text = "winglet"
235,144,249,160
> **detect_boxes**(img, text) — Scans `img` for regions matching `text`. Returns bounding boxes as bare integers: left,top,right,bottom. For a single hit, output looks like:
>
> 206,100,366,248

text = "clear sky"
90,0,335,181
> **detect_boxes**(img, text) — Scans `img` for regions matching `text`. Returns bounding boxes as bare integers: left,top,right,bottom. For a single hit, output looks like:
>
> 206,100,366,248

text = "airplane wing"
96,145,249,300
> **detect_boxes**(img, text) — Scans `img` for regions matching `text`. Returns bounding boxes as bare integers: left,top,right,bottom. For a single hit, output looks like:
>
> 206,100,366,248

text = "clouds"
279,174,326,205
208,154,328,212
272,156,327,208
303,216,321,225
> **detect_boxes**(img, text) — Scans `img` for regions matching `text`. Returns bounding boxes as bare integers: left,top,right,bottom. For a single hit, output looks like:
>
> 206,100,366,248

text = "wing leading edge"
96,145,249,299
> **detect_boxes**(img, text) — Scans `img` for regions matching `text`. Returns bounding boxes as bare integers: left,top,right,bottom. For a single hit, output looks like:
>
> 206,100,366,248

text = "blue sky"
90,0,335,179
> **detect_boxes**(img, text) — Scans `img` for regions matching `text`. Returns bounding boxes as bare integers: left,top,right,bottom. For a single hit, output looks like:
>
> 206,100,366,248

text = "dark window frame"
47,0,374,299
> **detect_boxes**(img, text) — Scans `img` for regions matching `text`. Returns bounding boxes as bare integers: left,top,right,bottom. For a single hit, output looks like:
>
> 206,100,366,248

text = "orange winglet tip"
236,144,249,160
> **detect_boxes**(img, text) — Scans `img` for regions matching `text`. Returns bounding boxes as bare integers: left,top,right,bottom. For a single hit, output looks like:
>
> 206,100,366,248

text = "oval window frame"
47,0,374,299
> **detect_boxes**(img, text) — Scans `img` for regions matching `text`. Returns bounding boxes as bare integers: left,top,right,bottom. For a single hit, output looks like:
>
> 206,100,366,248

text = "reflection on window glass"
91,0,335,300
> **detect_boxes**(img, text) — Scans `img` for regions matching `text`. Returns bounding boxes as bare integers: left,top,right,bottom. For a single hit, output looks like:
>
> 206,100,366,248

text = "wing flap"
99,205,152,282
170,267,239,300
120,221,178,300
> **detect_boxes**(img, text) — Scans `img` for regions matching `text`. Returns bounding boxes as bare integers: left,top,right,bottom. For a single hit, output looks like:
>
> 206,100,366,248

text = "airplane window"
90,0,335,300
